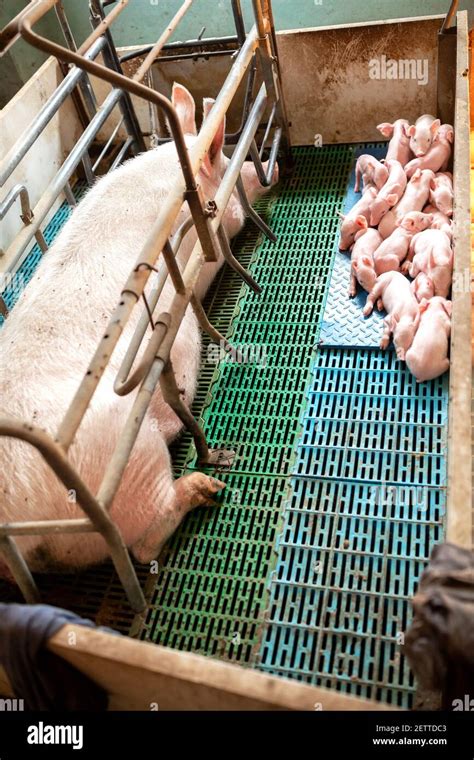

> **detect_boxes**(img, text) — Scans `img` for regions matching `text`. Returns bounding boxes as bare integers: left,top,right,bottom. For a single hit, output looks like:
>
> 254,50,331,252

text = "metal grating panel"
320,143,388,349
257,347,447,708
140,145,354,660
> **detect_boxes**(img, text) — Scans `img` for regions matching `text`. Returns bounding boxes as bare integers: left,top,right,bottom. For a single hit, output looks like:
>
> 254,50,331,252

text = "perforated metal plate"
320,144,388,349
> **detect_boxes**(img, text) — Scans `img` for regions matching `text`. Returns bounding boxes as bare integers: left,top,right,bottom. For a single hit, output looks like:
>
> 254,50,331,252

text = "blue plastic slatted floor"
320,144,387,349
257,146,448,708
0,183,88,327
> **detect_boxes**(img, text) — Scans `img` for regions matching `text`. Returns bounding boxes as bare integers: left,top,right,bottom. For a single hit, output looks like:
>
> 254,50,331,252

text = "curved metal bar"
0,418,146,611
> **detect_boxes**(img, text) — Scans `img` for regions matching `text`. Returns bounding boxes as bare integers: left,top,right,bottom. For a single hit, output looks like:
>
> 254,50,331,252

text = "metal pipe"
132,0,195,83
232,0,247,46
109,136,134,170
440,0,458,33
0,36,106,187
249,125,281,186
0,519,94,536
55,0,98,119
36,25,258,449
159,360,210,463
236,174,276,242
89,0,145,154
119,35,239,63
217,224,261,294
78,0,129,57
0,184,48,253
0,418,146,611
3,86,125,275
0,536,40,604
92,115,125,172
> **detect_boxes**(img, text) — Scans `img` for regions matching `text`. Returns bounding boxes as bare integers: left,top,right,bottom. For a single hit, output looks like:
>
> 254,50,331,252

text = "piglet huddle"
338,115,454,382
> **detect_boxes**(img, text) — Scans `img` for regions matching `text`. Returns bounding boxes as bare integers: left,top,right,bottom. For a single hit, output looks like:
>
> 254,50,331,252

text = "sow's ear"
200,98,226,178
171,82,197,136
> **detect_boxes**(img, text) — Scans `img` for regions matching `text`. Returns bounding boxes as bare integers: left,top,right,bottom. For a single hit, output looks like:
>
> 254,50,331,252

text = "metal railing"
0,0,291,610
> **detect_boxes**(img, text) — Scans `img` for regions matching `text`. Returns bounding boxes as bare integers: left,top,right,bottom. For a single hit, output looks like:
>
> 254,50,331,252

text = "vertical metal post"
89,0,146,154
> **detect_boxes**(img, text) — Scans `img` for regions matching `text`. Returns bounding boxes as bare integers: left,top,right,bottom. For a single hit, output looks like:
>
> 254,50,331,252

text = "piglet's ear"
430,118,441,135
386,193,398,206
445,128,454,144
430,178,436,189
377,122,394,137
411,168,422,181
406,125,416,137
355,215,368,229
419,298,430,314
362,256,372,267
352,260,359,269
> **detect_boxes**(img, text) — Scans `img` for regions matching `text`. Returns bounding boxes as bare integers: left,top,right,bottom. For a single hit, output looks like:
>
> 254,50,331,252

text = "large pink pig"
0,84,278,574
338,186,377,251
369,159,407,226
377,119,412,165
405,114,441,157
354,154,389,192
348,228,382,297
429,171,454,216
363,271,420,359
378,169,434,239
403,229,453,298
404,125,453,178
405,297,451,381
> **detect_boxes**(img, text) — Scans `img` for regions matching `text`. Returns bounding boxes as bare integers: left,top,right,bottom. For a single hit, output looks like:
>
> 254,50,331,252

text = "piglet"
405,115,441,157
363,271,420,359
429,171,454,216
377,119,412,166
423,203,453,239
378,169,434,239
369,159,407,226
338,186,377,251
404,125,453,178
348,227,382,297
411,272,435,302
354,154,389,192
373,225,413,275
405,297,451,381
403,228,453,298
398,211,434,234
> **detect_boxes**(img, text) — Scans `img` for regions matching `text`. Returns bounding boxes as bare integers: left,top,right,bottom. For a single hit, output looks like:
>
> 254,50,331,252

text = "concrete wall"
1,0,473,105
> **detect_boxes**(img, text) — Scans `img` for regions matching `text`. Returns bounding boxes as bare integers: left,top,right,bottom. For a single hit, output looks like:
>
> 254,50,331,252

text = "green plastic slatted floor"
137,145,354,660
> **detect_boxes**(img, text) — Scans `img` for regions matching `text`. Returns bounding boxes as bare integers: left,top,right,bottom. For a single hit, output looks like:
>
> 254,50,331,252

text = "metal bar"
92,115,125,172
191,294,242,361
160,360,210,463
31,25,258,449
133,0,195,83
0,36,106,187
89,0,146,154
249,125,281,186
0,419,146,611
259,102,276,157
440,0,459,33
55,0,98,119
0,519,94,536
3,87,125,274
119,35,239,63
232,0,247,46
78,0,129,57
0,184,48,254
226,56,256,143
236,175,276,242
216,225,261,294
109,136,134,170
63,182,77,207
138,48,237,65
0,536,40,604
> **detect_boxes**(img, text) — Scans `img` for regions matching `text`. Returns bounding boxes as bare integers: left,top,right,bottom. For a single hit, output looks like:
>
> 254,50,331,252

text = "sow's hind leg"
123,422,226,564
